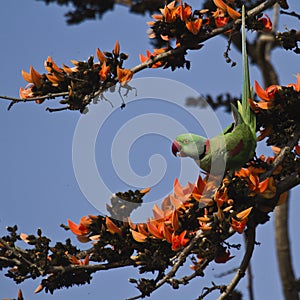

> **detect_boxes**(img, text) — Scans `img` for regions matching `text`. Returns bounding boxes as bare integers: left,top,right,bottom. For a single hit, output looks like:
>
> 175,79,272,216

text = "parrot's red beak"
172,140,181,156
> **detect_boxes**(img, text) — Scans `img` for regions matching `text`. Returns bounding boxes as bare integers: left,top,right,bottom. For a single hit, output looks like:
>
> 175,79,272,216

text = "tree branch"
245,233,255,300
0,237,44,276
218,225,256,300
50,259,136,274
274,195,300,300
127,230,210,300
0,0,278,112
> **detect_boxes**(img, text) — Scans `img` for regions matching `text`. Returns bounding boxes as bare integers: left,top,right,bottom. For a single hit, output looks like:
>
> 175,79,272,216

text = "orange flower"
214,187,229,208
62,64,76,74
191,175,216,206
21,66,43,87
249,98,273,110
161,195,174,213
152,203,164,220
176,1,192,21
260,176,276,199
171,230,189,251
146,219,164,239
105,217,122,235
116,66,133,86
231,218,247,234
163,223,173,243
113,40,120,56
215,17,229,27
171,209,179,231
19,84,34,99
68,254,90,266
251,79,294,110
96,48,107,63
231,207,252,234
139,48,165,68
46,73,64,86
258,14,272,32
44,56,63,74
251,74,300,111
34,285,44,294
235,168,271,196
99,62,110,81
185,19,202,35
213,0,240,21
213,0,227,11
254,80,281,102
226,5,241,20
131,229,148,243
140,187,151,194
68,216,92,237
214,187,230,220
173,178,194,201
159,1,177,23
191,175,206,197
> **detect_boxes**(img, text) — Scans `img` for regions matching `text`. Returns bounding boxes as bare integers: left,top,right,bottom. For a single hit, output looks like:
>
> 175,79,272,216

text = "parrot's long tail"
237,6,256,140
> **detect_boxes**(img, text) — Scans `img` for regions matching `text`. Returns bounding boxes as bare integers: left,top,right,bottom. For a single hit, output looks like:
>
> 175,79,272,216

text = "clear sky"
0,0,299,299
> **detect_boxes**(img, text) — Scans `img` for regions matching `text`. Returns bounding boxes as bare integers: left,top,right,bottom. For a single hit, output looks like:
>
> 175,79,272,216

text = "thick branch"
274,197,299,300
254,7,300,298
277,173,300,195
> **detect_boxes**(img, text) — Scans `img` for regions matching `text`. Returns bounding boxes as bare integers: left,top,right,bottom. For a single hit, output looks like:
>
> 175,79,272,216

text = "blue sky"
0,0,299,299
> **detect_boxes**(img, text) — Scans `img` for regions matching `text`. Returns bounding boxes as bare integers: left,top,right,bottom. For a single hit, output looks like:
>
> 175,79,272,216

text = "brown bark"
274,198,299,300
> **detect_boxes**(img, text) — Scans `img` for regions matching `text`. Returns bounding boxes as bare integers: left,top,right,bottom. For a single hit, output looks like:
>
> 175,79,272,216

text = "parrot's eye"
183,139,189,145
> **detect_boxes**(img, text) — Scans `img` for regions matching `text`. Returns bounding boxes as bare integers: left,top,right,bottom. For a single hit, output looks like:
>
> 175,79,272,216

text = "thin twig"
127,230,207,300
46,106,69,113
0,92,68,103
218,225,256,300
198,283,226,300
280,10,300,20
0,237,43,275
168,258,210,287
49,259,136,274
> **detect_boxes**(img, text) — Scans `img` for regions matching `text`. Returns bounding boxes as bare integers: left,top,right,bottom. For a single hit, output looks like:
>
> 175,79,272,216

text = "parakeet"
172,7,256,175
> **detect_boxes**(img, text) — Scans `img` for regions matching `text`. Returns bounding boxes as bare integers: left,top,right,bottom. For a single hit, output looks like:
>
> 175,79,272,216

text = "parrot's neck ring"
198,144,207,160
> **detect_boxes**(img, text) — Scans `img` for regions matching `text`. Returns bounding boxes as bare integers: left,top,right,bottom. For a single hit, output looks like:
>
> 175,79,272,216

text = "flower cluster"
15,2,274,111
249,74,300,147
140,0,272,70
147,0,272,45
19,41,133,112
66,175,256,267
226,154,288,214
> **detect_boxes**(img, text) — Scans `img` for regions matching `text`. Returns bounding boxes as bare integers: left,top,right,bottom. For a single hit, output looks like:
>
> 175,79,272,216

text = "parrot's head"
172,134,208,160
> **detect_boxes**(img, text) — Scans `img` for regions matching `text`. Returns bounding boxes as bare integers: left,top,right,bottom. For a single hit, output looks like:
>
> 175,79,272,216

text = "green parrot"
172,7,256,175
